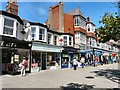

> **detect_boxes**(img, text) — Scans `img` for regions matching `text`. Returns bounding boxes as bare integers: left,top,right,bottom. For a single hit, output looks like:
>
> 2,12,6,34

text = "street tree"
95,2,120,43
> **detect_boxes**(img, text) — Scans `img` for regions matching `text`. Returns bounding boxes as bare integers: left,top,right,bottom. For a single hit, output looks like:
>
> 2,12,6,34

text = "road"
1,63,120,89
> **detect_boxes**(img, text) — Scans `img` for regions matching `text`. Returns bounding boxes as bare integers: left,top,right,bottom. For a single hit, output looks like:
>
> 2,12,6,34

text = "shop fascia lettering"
0,41,16,47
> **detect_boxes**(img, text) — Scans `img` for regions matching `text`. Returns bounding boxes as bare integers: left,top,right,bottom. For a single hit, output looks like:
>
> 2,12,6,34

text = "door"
41,53,47,70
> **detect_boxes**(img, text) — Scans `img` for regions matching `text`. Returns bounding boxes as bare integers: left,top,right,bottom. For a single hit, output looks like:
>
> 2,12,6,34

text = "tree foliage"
95,12,120,43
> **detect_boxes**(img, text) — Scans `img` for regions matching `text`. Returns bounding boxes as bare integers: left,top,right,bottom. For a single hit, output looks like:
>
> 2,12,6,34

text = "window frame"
63,36,67,46
48,33,52,44
69,36,72,46
31,27,36,40
54,35,57,45
3,18,14,35
39,27,45,41
74,17,80,26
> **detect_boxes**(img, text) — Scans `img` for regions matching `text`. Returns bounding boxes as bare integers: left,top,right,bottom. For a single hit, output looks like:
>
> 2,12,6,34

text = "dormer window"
74,17,80,26
3,18,14,35
88,28,90,31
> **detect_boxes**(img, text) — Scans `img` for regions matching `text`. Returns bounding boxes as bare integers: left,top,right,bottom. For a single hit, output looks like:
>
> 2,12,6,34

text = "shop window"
32,51,41,68
31,27,36,40
3,18,14,35
64,36,67,46
47,53,60,68
39,28,45,41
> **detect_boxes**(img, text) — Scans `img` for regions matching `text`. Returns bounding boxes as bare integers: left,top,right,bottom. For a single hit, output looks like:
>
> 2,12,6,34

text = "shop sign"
0,41,16,47
59,38,63,42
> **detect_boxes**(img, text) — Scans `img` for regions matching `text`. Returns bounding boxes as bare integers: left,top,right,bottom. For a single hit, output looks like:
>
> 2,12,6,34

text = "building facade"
1,1,119,74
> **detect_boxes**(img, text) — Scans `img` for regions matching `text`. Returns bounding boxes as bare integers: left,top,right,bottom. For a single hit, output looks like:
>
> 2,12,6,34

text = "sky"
1,1,118,28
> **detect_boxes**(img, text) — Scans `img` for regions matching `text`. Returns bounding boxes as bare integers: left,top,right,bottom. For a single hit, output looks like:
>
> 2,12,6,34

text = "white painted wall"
75,32,87,45
87,23,95,33
28,25,47,42
0,15,3,35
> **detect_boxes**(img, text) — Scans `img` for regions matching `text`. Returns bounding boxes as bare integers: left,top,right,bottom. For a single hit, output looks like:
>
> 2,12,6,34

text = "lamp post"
28,42,32,73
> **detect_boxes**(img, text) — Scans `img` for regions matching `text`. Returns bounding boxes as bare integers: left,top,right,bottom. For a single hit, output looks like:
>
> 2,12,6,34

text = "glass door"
41,53,47,70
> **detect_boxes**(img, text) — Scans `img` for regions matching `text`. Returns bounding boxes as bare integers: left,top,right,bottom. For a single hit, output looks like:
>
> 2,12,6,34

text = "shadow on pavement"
60,83,95,90
91,69,120,84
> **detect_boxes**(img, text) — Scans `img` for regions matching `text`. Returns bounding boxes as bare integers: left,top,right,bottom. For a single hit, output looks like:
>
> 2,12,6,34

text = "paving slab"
1,63,120,89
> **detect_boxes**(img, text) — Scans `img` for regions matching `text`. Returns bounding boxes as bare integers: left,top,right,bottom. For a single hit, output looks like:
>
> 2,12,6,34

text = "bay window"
31,27,36,40
54,35,57,45
48,33,52,44
64,36,67,46
74,17,80,26
3,18,14,35
69,37,72,46
39,28,45,41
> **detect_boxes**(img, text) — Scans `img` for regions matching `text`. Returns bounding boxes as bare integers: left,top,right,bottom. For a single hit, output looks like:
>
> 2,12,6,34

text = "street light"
28,42,32,73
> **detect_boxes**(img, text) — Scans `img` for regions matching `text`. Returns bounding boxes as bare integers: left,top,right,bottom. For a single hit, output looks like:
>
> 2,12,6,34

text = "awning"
80,50,86,53
32,42,63,52
102,52,109,56
89,51,101,55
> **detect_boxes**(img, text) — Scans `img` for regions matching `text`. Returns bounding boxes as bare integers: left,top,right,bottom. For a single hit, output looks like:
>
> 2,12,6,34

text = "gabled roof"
67,7,83,17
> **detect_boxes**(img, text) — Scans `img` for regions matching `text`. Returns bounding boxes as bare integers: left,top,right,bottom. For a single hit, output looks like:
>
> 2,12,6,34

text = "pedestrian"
19,57,28,77
73,58,78,70
38,60,41,71
95,56,98,66
81,57,85,68
93,56,98,67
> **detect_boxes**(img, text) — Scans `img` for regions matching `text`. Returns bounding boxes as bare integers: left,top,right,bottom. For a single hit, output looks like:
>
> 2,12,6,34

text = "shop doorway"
41,53,47,70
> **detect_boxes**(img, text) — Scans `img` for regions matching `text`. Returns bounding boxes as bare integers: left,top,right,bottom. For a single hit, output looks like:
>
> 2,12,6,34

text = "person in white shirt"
73,58,78,70
81,57,85,68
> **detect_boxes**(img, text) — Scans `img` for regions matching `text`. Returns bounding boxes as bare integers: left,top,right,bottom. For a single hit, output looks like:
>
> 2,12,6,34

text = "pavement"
1,63,120,89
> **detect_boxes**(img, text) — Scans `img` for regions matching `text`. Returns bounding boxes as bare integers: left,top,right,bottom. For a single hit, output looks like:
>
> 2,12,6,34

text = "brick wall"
6,2,18,15
64,14,74,35
51,5,59,30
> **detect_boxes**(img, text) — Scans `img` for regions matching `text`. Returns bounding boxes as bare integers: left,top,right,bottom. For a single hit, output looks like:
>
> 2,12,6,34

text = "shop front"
61,47,79,68
31,42,63,72
1,35,31,75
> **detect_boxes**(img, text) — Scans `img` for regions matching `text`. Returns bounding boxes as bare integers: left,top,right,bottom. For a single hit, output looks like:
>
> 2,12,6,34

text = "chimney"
6,0,18,15
48,1,64,32
87,17,90,22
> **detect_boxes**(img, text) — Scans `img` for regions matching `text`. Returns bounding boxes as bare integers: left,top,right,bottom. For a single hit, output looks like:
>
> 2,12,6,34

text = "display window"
47,52,60,69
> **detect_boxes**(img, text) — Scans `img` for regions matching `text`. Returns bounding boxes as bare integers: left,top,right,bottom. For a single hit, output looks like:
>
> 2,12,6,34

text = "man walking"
73,58,78,70
81,57,85,68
